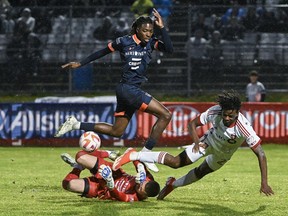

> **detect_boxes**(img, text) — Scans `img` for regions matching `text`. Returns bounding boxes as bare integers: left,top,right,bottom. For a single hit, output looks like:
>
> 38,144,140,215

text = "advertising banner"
0,103,136,147
0,102,287,147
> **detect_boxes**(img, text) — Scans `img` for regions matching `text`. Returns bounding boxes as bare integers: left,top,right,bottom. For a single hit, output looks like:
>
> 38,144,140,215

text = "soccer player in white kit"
113,90,274,199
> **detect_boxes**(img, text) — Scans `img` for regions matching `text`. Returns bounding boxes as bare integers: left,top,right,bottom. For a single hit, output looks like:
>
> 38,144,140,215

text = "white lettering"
259,110,280,130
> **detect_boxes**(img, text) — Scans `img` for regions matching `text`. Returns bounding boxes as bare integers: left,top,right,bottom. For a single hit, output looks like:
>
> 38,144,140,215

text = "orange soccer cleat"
112,148,136,171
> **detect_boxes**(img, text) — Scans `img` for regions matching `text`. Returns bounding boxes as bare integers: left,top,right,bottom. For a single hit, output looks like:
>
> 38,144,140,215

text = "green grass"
0,145,287,216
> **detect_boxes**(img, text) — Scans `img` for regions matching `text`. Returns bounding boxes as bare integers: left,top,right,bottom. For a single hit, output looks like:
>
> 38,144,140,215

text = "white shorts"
185,143,233,171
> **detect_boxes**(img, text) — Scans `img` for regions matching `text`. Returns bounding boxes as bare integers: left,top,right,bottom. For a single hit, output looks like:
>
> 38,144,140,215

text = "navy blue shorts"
115,83,152,119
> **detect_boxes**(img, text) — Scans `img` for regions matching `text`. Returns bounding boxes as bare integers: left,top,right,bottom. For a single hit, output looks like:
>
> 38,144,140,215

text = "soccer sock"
79,122,95,131
90,149,109,158
132,151,167,164
173,169,199,188
143,138,156,150
62,168,81,190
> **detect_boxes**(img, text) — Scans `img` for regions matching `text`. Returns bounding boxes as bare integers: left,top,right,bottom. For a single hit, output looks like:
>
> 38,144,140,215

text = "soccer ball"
79,131,101,152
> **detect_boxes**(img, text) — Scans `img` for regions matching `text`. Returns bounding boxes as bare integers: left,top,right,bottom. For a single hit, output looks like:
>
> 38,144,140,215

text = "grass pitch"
0,145,287,216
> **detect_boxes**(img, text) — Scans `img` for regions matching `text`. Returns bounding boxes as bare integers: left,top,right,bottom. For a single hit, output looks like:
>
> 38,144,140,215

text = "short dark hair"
249,70,258,76
145,180,160,197
216,90,241,111
130,16,153,35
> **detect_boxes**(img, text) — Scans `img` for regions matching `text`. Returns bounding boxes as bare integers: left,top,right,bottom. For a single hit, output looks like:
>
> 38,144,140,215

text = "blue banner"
0,103,137,142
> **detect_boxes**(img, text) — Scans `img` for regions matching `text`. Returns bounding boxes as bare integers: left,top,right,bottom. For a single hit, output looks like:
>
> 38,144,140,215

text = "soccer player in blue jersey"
55,8,173,173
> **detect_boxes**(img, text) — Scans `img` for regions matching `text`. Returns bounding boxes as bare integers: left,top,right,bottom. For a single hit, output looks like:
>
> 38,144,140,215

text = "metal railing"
0,5,287,95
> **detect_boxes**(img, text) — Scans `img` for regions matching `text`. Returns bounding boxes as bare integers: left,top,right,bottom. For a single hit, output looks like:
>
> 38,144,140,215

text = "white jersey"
246,81,266,102
199,105,261,155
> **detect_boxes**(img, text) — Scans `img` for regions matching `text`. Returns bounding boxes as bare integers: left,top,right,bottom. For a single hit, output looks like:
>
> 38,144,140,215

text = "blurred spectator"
34,8,52,34
191,13,210,40
186,29,207,62
48,0,71,17
205,30,224,65
93,16,115,41
277,8,288,32
256,10,279,32
153,0,172,27
92,0,122,17
25,32,42,77
221,0,247,25
0,8,15,36
9,0,37,7
221,16,245,41
6,17,42,88
210,15,223,32
113,17,129,38
17,8,35,32
131,0,154,18
5,31,27,88
0,0,10,8
242,6,259,32
14,19,30,37
246,70,266,102
204,30,224,82
186,28,207,82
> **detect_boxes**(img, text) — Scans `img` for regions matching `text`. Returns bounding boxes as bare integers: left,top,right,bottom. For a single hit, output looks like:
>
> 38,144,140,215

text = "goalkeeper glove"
98,165,114,190
135,163,146,184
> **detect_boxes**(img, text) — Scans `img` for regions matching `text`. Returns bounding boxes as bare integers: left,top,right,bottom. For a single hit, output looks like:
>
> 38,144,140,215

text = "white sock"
132,151,167,164
72,122,81,130
141,147,151,152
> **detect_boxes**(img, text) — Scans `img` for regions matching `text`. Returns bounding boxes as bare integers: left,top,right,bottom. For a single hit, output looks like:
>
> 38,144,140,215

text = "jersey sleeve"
238,114,261,149
109,188,139,202
153,28,173,53
199,105,221,125
108,36,123,52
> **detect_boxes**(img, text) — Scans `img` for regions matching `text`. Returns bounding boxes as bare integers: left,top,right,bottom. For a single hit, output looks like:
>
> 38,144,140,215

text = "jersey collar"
132,34,141,44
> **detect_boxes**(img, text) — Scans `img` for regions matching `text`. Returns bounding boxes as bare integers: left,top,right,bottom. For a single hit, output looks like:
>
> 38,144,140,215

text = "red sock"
62,168,81,190
90,150,109,158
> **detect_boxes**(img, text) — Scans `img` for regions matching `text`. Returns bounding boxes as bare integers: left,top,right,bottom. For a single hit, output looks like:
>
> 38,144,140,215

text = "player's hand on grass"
260,184,274,196
61,62,81,69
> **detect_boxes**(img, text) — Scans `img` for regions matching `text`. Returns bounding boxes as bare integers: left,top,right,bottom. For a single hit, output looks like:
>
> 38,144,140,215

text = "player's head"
130,16,154,44
136,180,160,199
217,90,242,126
249,70,259,83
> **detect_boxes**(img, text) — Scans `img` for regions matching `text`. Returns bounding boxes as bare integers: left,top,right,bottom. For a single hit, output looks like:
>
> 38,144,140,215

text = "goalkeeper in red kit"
61,149,160,202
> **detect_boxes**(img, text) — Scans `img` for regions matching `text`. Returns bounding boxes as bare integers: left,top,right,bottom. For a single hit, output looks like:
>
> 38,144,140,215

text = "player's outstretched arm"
252,144,274,196
61,62,81,69
62,47,112,70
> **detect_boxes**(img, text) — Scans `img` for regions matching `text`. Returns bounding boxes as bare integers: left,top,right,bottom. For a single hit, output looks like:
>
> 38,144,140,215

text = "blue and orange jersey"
108,34,158,86
80,28,173,86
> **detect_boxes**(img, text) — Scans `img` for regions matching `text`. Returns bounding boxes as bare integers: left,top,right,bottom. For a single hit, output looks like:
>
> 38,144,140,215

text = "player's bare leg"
141,98,172,172
55,115,129,138
92,116,129,137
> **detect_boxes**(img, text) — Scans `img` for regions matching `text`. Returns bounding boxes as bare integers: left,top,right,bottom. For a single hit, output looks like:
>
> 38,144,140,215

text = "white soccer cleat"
55,116,78,137
144,162,159,173
60,153,83,170
108,150,121,161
